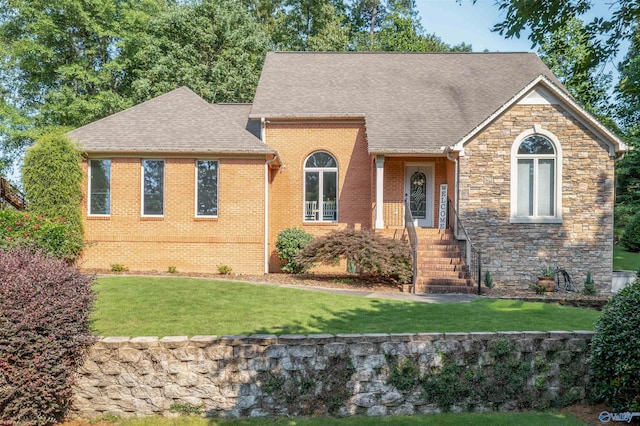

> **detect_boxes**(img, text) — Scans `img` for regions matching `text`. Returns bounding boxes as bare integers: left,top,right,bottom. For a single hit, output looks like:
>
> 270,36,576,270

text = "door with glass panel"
404,165,434,227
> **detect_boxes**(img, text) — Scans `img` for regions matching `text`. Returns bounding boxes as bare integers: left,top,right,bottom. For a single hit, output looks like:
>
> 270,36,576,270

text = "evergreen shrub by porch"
0,209,83,263
295,229,412,283
276,227,314,274
0,249,95,425
591,279,640,411
621,212,640,252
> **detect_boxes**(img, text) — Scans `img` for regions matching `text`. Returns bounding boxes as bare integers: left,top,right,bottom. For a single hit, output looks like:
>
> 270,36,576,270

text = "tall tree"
122,0,269,103
537,18,612,117
0,0,168,158
490,0,638,67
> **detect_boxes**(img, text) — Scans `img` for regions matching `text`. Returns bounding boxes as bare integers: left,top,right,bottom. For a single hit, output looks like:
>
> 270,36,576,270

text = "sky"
415,0,624,56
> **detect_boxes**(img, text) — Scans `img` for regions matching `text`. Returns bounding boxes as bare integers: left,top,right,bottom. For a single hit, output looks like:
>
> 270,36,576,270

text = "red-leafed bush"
0,249,95,425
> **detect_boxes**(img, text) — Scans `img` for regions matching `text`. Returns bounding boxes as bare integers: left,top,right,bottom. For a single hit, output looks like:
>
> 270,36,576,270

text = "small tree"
22,132,83,228
620,212,640,252
295,229,412,283
0,249,95,425
591,280,640,411
275,227,314,274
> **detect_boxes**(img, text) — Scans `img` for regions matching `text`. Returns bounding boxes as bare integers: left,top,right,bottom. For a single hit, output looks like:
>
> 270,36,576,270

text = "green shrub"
591,280,640,411
295,229,412,283
484,270,493,288
275,227,314,274
217,264,232,275
583,271,596,295
110,263,129,272
22,132,83,228
0,210,83,262
0,248,95,425
621,212,640,252
167,265,177,274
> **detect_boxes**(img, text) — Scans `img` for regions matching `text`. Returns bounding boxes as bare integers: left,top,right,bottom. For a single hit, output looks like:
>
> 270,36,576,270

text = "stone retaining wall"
73,331,595,419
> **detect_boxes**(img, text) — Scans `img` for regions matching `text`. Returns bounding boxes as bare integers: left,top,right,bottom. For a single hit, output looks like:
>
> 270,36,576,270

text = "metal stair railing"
404,196,418,293
447,198,482,295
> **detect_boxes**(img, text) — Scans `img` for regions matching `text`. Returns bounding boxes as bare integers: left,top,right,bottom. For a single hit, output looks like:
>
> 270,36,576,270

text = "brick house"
69,52,627,292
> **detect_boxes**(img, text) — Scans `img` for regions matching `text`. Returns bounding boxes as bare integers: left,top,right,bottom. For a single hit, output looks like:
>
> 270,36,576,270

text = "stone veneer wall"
73,331,594,419
459,103,615,292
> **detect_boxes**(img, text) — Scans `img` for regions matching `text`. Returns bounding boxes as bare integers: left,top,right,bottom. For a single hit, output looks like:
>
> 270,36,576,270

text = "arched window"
304,151,337,222
510,130,562,223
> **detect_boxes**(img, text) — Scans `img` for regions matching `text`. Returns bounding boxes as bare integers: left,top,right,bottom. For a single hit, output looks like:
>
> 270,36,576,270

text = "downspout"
263,117,278,275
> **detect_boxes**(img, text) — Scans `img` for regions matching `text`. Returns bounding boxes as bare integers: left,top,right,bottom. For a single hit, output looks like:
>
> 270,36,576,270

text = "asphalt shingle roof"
250,52,566,154
69,87,272,155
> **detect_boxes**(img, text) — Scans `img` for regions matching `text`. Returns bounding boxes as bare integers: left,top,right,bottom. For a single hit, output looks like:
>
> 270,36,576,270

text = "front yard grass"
92,276,600,337
613,244,640,271
86,412,587,425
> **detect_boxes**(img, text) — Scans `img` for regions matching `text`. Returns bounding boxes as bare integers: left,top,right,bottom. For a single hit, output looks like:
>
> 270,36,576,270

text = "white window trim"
194,159,219,218
510,127,563,224
303,151,338,223
141,159,165,217
88,159,111,217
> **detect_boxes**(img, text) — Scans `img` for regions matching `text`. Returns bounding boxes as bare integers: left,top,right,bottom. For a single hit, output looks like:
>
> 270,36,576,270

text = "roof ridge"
269,51,536,55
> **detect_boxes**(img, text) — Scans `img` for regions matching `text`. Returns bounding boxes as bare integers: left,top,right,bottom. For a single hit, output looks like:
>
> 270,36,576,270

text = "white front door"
405,165,434,227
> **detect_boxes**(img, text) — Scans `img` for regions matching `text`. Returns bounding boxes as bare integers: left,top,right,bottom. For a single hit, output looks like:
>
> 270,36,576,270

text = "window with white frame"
196,160,218,216
304,151,337,222
89,159,111,215
142,160,164,216
510,131,562,223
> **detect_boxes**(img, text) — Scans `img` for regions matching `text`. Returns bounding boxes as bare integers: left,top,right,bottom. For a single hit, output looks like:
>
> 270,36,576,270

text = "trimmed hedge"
0,210,83,263
0,249,95,425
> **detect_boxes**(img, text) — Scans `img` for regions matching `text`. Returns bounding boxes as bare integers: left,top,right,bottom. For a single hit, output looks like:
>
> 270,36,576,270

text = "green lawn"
96,412,587,425
92,276,600,337
613,244,640,271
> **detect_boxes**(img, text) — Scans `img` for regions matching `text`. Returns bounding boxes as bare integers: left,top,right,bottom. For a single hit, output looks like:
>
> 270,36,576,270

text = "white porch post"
375,155,385,229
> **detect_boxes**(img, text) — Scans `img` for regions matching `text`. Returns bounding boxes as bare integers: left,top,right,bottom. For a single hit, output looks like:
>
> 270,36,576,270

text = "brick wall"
81,157,266,274
265,120,372,272
459,104,615,291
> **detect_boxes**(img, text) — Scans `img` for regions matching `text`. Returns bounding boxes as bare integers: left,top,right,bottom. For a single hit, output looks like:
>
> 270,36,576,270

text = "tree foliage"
275,227,314,274
21,132,83,228
123,0,268,103
295,229,413,283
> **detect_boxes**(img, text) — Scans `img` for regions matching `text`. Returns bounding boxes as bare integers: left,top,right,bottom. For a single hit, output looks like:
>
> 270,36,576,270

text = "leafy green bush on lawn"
591,279,640,411
0,209,84,263
276,227,314,273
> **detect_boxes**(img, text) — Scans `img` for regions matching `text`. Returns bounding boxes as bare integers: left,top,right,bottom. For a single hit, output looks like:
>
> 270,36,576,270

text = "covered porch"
371,154,481,294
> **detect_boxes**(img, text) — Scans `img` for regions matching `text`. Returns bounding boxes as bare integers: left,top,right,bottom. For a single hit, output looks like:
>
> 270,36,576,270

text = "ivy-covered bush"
295,229,413,283
620,212,640,252
275,227,314,274
591,280,640,411
0,249,95,425
0,210,83,263
22,132,83,228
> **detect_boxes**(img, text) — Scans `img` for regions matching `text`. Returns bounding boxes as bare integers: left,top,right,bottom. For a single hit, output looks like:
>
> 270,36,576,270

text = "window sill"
141,216,164,221
194,216,218,221
87,215,110,220
303,221,339,226
510,217,563,224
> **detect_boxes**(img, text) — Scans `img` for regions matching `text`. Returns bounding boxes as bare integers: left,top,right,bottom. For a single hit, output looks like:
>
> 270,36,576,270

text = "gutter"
263,116,279,275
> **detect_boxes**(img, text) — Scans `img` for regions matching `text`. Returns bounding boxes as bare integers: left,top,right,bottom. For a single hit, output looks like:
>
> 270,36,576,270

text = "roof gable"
453,75,627,156
68,87,273,155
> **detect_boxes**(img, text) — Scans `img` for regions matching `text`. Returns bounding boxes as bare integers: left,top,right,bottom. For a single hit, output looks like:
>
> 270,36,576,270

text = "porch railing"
447,198,482,295
0,177,26,211
404,197,418,292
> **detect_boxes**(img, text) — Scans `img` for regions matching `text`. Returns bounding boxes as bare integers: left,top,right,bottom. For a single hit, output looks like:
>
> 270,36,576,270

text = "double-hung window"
142,160,164,216
511,132,562,223
88,159,111,215
304,151,338,222
196,160,218,217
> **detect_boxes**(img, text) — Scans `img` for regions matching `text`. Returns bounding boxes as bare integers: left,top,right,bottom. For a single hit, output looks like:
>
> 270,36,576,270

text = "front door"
405,165,434,227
